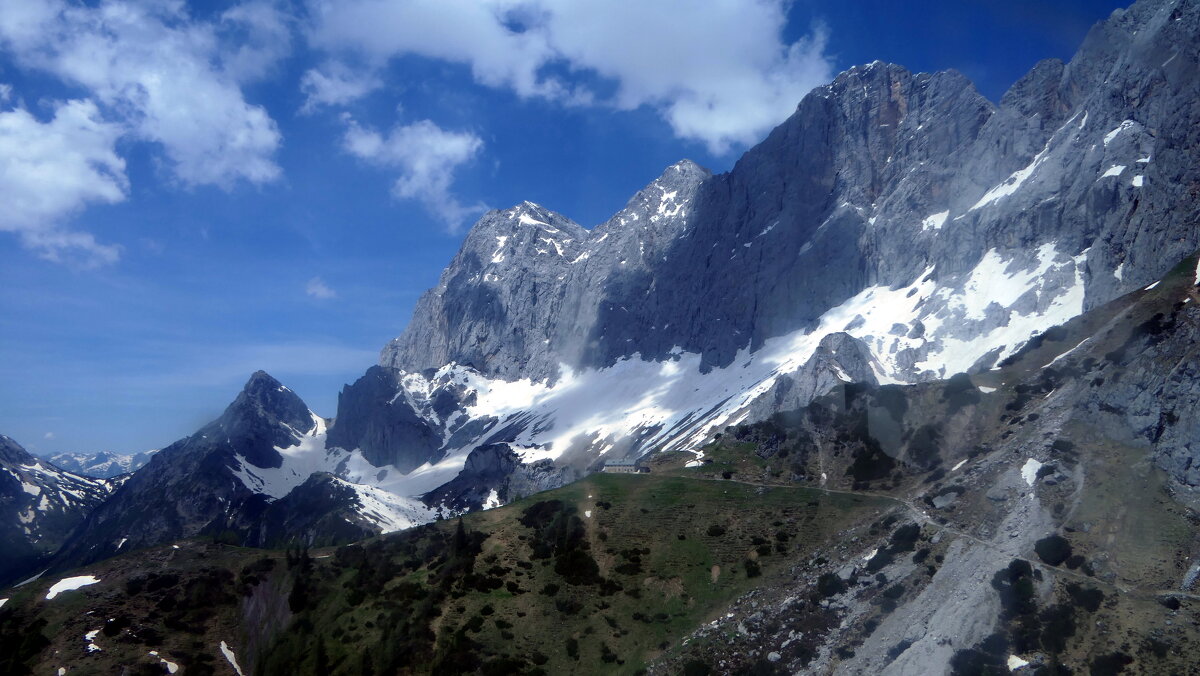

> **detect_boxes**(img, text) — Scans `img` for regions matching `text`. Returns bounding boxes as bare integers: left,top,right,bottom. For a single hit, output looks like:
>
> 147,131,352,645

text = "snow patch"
149,652,179,674
971,145,1051,211
482,489,501,510
1100,165,1126,178
1145,281,1160,291
1103,120,1136,146
84,628,102,653
978,386,996,394
1007,654,1030,670
951,459,967,472
518,213,549,227
0,598,7,609
921,211,949,231
491,236,508,263
45,575,100,599
1132,175,1144,187
332,477,432,533
1020,459,1043,487
220,642,245,676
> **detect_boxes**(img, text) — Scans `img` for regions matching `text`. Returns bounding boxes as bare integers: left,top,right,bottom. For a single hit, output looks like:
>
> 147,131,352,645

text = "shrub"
817,573,845,598
1034,535,1072,566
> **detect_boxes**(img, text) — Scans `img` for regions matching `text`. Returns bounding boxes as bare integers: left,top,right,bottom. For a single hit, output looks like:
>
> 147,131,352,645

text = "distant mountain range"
41,450,157,479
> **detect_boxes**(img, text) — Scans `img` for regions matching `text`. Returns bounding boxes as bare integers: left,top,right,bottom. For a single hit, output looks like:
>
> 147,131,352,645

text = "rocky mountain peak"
220,370,313,435
205,371,316,470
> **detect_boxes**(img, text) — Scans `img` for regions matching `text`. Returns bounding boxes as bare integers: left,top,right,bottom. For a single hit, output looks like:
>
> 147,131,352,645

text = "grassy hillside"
0,472,891,676
257,473,891,675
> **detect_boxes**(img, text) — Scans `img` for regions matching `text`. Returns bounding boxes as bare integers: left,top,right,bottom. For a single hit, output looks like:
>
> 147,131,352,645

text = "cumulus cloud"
0,0,286,188
343,116,486,231
305,276,337,299
308,0,833,153
0,97,126,265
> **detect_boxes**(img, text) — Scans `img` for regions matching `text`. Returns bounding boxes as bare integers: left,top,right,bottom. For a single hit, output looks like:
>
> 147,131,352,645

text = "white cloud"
0,97,126,265
43,431,54,440
300,61,384,112
305,276,337,299
308,0,833,153
343,117,486,231
218,1,296,84
0,0,286,188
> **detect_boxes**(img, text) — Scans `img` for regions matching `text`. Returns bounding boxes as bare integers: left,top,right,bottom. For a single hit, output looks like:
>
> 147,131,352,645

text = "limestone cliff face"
339,0,1200,479
383,0,1200,385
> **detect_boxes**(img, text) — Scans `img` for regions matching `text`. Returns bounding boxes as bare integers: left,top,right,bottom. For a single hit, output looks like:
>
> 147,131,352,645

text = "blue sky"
0,0,1127,455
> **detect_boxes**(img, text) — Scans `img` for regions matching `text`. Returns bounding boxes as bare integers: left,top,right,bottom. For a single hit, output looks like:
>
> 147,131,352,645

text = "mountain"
0,435,115,587
46,371,430,575
3,1,1200,674
43,449,158,479
7,257,1200,673
26,0,1200,574
321,0,1200,517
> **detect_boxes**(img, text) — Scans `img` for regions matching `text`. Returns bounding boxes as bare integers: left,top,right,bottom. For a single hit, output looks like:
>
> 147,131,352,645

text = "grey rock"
346,0,1200,496
747,333,880,420
326,366,444,472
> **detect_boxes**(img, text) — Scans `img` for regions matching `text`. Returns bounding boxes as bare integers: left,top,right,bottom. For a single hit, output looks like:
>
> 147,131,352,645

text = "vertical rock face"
381,162,712,382
325,366,443,472
383,0,1200,388
0,435,113,587
341,0,1200,497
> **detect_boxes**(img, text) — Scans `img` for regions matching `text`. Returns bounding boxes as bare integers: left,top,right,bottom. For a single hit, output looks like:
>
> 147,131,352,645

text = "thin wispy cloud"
306,276,337,299
300,61,383,113
342,116,487,232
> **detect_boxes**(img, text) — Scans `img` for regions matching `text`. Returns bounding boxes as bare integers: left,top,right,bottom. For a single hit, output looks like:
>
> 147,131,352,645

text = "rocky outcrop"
422,443,577,513
747,333,881,421
326,366,443,471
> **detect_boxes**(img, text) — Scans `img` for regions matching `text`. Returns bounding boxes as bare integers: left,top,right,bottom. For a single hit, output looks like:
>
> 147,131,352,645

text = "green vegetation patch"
252,473,887,675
